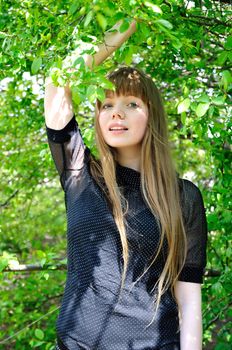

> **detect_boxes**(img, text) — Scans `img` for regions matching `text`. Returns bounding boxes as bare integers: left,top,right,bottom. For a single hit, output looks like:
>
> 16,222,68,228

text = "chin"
107,142,131,148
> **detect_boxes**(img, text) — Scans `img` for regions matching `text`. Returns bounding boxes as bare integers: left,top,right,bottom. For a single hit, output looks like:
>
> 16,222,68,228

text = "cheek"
98,116,105,133
98,114,109,139
136,116,148,136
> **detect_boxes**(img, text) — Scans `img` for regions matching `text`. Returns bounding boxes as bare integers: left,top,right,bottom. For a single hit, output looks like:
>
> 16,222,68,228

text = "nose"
112,110,125,119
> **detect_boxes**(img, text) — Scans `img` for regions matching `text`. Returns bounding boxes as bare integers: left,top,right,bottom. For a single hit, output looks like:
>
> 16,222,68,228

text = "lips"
108,123,128,131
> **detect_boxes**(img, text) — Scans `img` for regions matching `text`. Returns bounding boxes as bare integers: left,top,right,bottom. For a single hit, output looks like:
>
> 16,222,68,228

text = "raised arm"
44,20,136,130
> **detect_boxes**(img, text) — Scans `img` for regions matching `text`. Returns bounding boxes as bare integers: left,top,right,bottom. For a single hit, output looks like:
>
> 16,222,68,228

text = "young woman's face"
98,94,149,151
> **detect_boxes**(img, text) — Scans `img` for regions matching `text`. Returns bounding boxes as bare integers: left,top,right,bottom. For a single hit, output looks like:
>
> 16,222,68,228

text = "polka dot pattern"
46,116,207,350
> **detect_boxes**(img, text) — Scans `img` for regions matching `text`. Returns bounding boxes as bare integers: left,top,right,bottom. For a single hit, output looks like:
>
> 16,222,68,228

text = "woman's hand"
44,19,137,130
85,19,137,68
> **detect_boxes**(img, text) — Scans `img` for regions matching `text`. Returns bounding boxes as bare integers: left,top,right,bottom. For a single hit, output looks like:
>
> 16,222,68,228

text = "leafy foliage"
0,0,231,349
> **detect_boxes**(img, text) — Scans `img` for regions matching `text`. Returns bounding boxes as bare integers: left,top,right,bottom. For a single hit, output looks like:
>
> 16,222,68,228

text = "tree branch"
2,262,67,272
186,14,231,27
212,0,232,4
2,263,221,277
0,189,19,208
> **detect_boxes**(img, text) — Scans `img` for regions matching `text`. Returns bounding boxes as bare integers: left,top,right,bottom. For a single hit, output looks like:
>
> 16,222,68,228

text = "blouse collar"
116,163,141,191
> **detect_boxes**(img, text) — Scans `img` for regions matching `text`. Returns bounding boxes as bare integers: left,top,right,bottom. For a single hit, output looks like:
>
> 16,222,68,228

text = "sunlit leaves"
96,87,105,102
221,70,232,91
224,36,232,50
195,103,210,117
0,0,231,348
31,57,42,75
177,98,191,114
119,19,130,33
156,19,173,30
144,1,162,14
84,11,94,27
86,85,97,102
0,252,19,272
68,2,80,16
96,13,107,31
35,328,44,340
217,51,228,66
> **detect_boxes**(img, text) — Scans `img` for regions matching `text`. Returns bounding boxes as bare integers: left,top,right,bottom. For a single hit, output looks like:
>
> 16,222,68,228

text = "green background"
0,0,231,349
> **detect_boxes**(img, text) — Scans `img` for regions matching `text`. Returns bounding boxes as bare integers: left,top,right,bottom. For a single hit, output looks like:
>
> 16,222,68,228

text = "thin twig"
0,190,19,208
205,301,232,329
0,305,60,345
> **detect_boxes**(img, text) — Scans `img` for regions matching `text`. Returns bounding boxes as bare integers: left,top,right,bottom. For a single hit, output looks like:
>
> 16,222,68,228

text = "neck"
115,146,141,172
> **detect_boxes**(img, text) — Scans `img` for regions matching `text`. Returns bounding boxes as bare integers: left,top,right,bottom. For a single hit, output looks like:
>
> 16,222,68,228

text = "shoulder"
178,178,204,204
178,178,206,228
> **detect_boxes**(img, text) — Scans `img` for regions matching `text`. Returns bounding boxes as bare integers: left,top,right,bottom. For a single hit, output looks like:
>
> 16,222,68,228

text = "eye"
101,103,113,109
128,102,139,108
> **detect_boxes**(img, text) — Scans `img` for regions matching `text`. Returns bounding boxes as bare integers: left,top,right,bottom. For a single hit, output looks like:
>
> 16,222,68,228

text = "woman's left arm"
174,281,202,350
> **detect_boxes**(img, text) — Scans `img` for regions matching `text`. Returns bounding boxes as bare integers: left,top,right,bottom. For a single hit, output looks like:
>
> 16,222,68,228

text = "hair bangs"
108,67,149,103
96,67,150,111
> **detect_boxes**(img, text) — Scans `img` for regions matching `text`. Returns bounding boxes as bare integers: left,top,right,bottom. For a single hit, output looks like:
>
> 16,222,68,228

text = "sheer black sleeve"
46,115,90,191
178,179,208,284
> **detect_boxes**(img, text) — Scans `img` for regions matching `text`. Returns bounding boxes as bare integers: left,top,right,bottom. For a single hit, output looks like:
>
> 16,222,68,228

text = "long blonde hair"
90,67,186,318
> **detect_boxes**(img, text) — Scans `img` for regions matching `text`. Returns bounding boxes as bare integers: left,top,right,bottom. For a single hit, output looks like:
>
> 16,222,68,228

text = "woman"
44,21,207,350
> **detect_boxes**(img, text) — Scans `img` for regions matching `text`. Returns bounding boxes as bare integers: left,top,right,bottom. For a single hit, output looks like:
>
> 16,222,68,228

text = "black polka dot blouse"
46,116,207,350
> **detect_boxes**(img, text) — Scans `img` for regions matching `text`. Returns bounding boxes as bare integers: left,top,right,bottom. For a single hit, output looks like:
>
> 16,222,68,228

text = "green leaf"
79,6,86,16
224,35,232,50
0,252,19,272
139,22,151,41
40,258,46,267
172,39,182,50
96,13,107,31
211,96,225,106
0,256,9,272
228,51,232,62
82,128,94,146
217,51,228,66
84,11,93,27
68,2,79,16
221,70,232,91
156,19,173,30
181,112,186,125
212,281,224,294
147,37,153,46
119,20,130,33
86,85,97,102
195,103,210,117
190,102,197,112
96,87,105,102
194,123,202,137
35,329,44,340
208,105,214,117
197,94,210,103
144,2,162,14
73,57,85,69
99,77,115,90
44,273,49,280
124,46,134,65
71,86,82,105
31,57,42,75
177,98,190,114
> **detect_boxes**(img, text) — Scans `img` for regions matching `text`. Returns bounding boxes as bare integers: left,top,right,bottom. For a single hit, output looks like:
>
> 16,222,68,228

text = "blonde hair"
90,67,186,322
